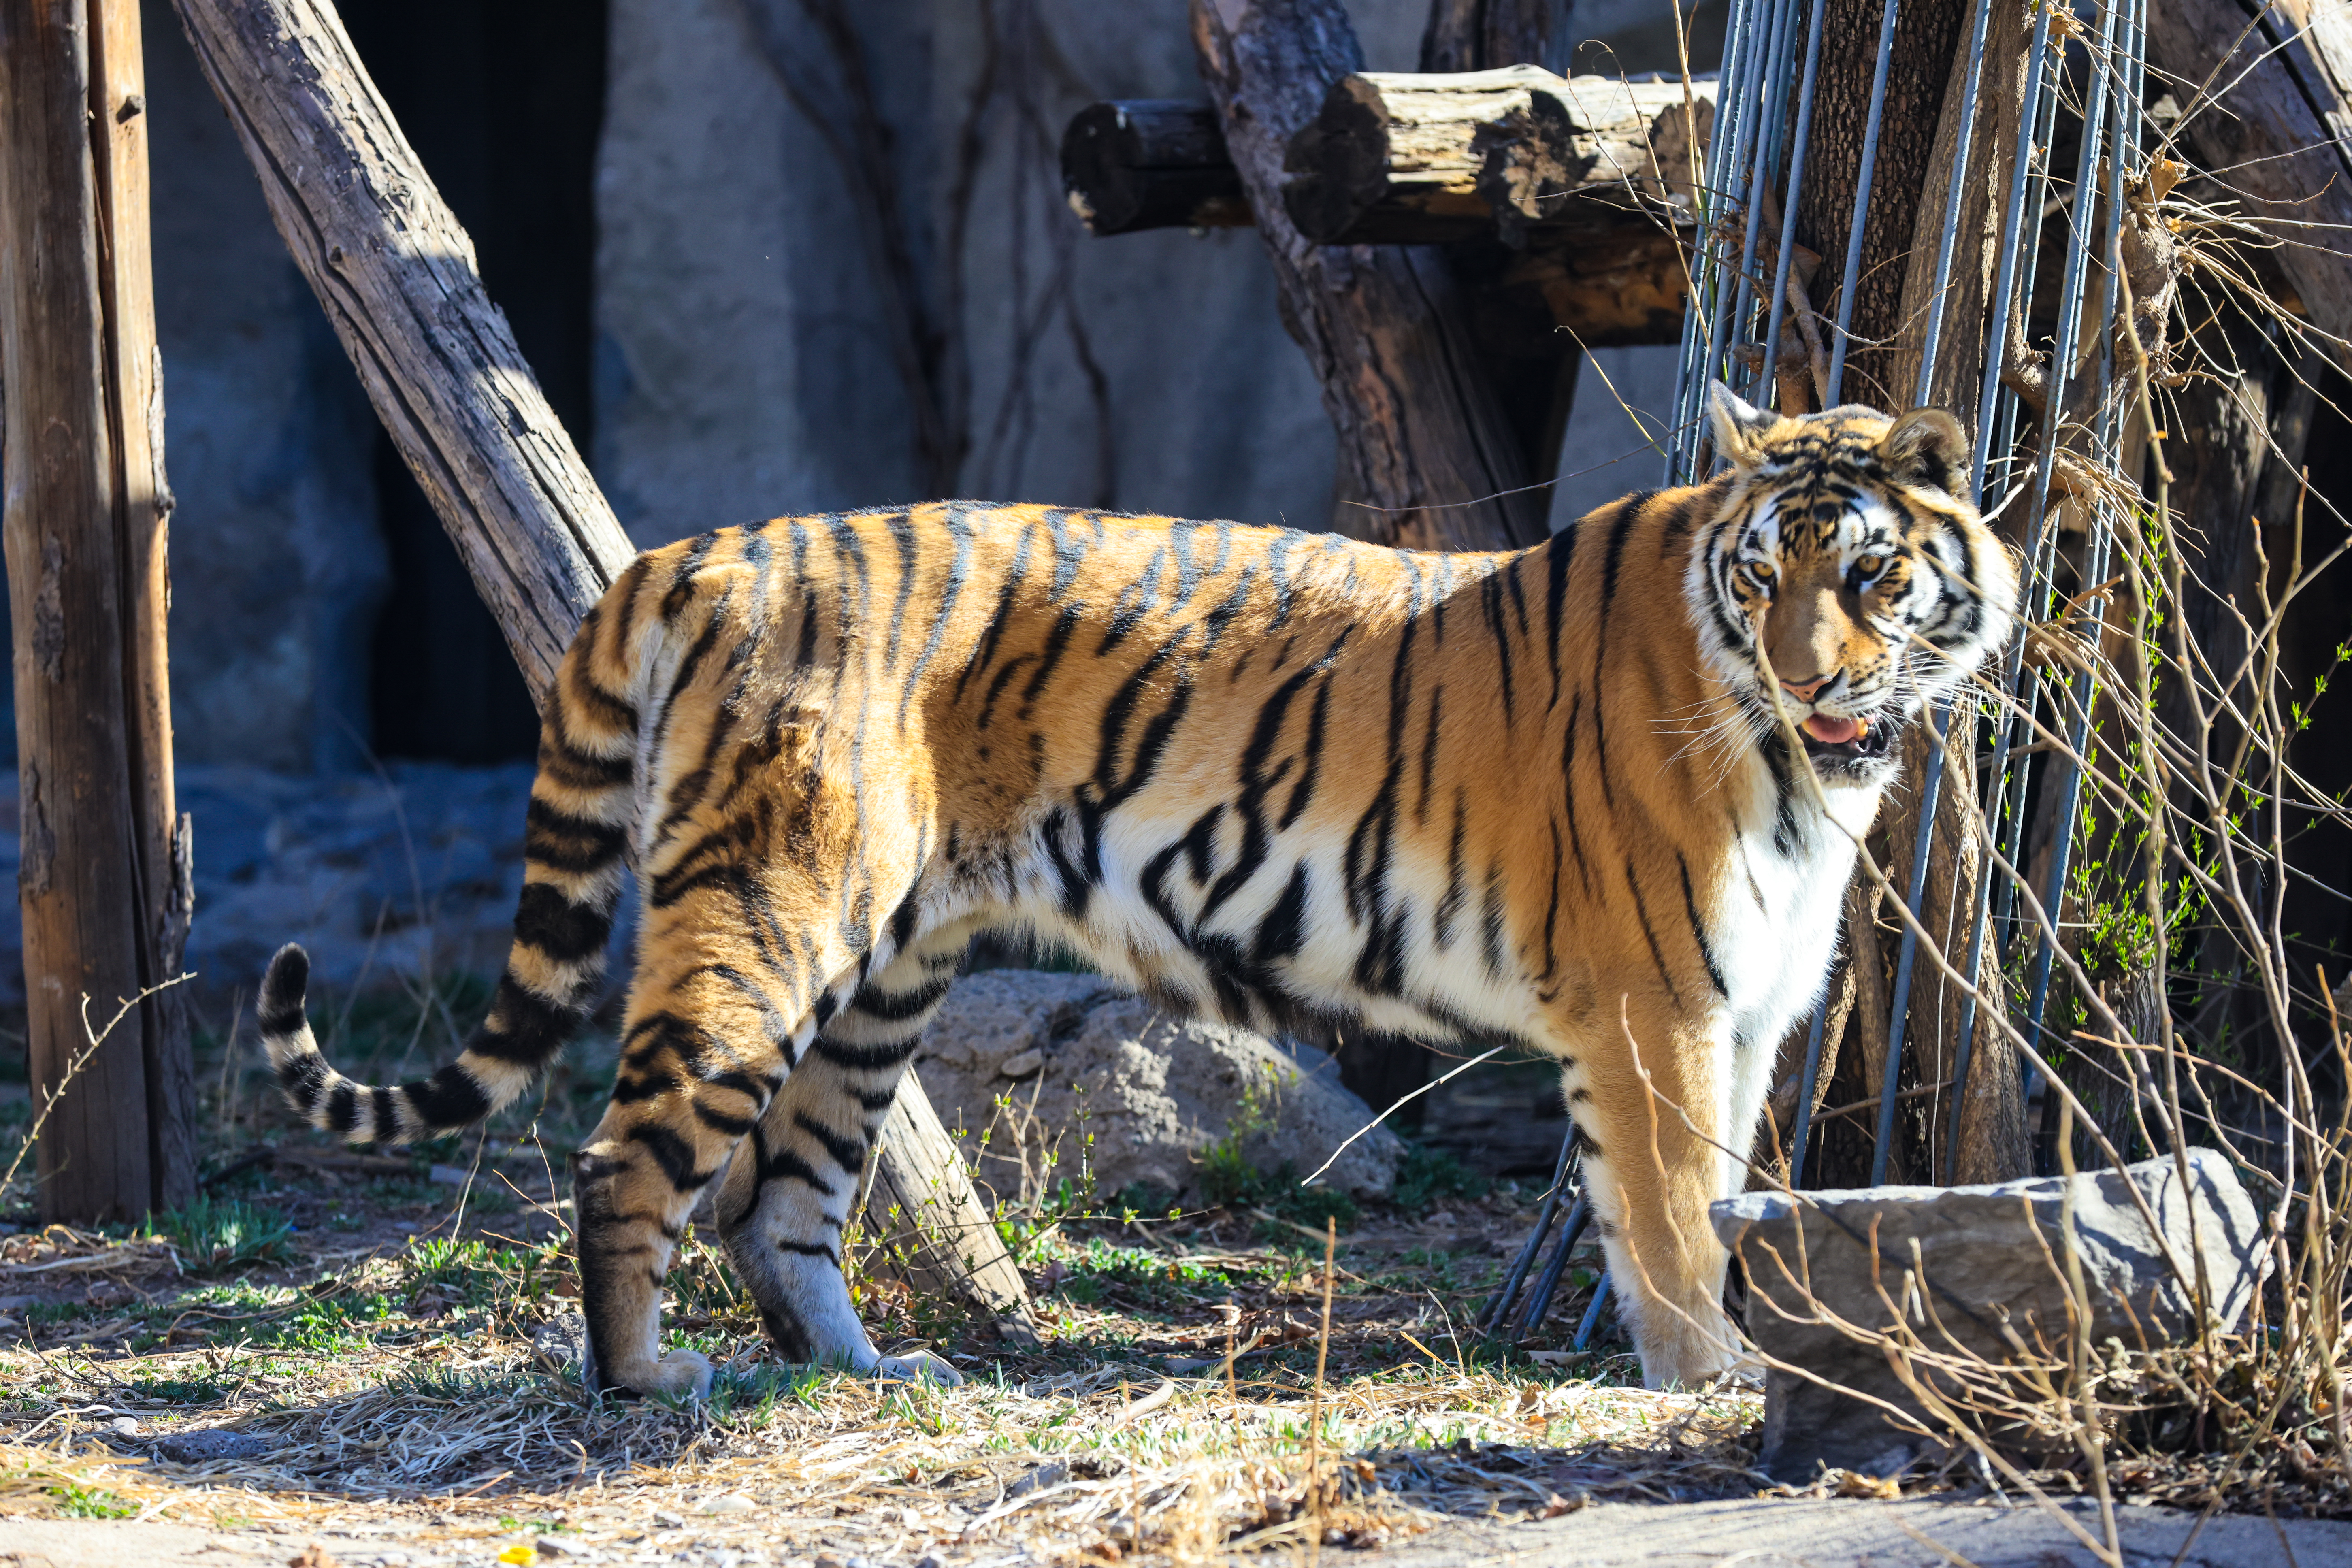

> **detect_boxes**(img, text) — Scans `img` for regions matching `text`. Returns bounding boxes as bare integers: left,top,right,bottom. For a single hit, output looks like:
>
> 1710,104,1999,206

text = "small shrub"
153,1195,292,1273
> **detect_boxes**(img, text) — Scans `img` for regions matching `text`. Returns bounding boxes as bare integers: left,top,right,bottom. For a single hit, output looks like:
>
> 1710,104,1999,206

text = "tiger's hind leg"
715,937,968,1384
569,935,802,1399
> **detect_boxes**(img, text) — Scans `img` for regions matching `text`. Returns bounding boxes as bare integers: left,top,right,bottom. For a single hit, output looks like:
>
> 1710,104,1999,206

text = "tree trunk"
1788,0,1971,413
1419,0,1572,74
0,0,195,1223
2150,0,2352,368
1189,0,1548,551
164,0,1029,1328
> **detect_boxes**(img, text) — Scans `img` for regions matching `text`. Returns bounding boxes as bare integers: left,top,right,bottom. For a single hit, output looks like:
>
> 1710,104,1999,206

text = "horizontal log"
1060,100,1250,236
1282,67,1714,246
1061,72,1710,349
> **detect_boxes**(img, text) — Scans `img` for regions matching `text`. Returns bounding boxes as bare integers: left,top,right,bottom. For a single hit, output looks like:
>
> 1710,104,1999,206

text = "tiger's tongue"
1803,713,1864,746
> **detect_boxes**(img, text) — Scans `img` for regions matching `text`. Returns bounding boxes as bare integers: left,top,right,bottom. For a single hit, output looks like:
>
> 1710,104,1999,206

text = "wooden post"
0,0,196,1223
1189,0,1550,552
165,0,1029,1329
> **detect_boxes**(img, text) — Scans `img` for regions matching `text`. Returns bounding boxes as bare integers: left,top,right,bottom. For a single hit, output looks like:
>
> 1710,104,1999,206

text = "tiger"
256,384,2016,1394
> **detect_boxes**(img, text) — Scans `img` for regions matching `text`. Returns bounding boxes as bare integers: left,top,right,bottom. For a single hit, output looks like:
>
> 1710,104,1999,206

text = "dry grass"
0,1134,1769,1562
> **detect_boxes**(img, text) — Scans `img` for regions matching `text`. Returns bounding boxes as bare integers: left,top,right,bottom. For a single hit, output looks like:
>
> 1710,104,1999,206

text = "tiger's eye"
1856,554,1885,580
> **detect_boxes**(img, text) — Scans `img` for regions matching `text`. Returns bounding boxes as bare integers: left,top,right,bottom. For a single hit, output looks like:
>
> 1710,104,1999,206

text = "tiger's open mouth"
1800,711,1896,763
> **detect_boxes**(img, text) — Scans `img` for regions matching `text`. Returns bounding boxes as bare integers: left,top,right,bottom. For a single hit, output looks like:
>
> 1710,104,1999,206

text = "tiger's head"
1686,383,2019,787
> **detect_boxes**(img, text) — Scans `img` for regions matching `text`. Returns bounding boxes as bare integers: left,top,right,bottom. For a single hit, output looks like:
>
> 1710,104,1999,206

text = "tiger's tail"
260,597,644,1146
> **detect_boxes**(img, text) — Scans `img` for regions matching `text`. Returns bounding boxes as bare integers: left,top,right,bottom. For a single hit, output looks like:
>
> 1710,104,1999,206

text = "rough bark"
165,0,1029,1327
1279,69,1707,246
1787,0,1972,413
1418,0,1572,73
1060,101,1251,236
1190,0,1549,551
2151,0,2352,367
0,0,195,1223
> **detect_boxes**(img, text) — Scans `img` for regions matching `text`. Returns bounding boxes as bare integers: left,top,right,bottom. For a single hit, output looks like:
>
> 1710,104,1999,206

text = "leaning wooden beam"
164,0,1033,1339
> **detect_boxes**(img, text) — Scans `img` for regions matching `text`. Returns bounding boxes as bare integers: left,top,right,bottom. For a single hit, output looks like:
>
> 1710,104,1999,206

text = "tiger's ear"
1708,381,1778,470
1877,407,1969,495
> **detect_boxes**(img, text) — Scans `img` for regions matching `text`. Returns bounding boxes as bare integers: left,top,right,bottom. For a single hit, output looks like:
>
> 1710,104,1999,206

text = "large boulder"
909,971,1406,1206
1712,1149,2265,1481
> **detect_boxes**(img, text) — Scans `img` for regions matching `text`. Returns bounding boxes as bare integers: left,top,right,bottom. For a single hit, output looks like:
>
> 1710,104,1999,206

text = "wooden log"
0,0,196,1223
1060,101,1249,236
1280,68,1712,247
1189,0,1550,551
862,1089,1038,1345
163,0,1032,1334
1061,76,1709,349
1417,0,1573,75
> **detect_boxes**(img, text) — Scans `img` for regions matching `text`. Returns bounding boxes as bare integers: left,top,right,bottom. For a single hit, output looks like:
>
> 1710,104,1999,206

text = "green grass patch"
50,1483,135,1518
1389,1144,1490,1213
151,1195,293,1274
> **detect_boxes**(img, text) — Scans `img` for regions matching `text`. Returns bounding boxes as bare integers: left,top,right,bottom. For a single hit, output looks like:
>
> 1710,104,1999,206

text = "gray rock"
911,971,1406,1205
1711,1148,2265,1482
152,1427,273,1464
533,1311,594,1388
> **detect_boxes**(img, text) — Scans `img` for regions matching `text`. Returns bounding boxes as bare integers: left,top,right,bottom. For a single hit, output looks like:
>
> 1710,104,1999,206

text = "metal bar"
1824,0,1902,405
2020,0,2130,1070
1573,1270,1614,1352
1519,1194,1595,1333
1668,0,1763,481
1760,0,1829,410
1482,1127,1577,1332
1911,0,2000,403
1788,997,1831,1182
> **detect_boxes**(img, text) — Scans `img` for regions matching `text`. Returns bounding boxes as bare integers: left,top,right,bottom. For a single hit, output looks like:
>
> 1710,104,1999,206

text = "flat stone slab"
1712,1148,2264,1482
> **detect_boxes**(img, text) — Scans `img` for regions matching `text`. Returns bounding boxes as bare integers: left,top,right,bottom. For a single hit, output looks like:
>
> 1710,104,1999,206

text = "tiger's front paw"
650,1348,715,1400
874,1348,961,1386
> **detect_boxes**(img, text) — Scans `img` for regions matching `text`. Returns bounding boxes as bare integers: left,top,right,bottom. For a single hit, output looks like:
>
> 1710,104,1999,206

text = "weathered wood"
1062,75,1708,349
863,1082,1038,1345
0,0,196,1223
1418,0,1572,75
1189,0,1549,551
1060,101,1250,236
164,0,1030,1331
2151,0,2352,366
1281,68,1712,247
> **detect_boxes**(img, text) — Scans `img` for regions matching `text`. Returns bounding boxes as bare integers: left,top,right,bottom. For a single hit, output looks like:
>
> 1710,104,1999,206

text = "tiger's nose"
1781,674,1832,703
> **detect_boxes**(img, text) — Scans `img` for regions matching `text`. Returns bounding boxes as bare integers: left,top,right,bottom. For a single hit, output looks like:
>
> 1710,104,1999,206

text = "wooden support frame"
0,0,196,1223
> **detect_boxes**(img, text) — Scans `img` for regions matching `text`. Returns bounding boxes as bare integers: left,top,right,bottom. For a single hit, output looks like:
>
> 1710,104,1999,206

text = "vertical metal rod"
1573,1271,1613,1352
1760,0,1829,409
1866,0,1998,1186
1669,0,1762,481
1726,0,1801,405
1824,0,1902,405
1789,998,1831,1184
1519,1195,1595,1333
1911,0,2000,403
1483,1129,1577,1331
2022,0,2133,1071
1872,703,1952,1185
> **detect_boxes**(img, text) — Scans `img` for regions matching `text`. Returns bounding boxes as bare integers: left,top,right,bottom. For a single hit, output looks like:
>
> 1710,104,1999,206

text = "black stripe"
1623,862,1685,1008
1544,526,1576,711
1677,853,1730,998
407,1063,491,1127
793,1112,868,1174
852,973,954,1022
511,882,613,965
631,1122,714,1191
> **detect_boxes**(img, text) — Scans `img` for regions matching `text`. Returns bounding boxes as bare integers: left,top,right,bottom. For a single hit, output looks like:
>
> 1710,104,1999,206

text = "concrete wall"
140,2,387,772
592,0,1442,548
